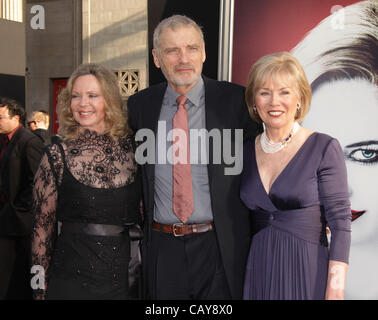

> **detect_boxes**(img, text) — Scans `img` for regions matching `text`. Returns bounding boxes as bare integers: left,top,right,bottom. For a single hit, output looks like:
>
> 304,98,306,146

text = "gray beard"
160,68,200,88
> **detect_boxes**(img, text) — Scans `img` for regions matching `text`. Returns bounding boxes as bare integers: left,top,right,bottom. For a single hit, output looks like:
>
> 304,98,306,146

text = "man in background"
27,110,52,145
0,97,44,299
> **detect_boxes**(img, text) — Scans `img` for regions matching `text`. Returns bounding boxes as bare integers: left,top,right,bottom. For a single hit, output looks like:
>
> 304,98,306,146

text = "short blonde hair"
245,52,312,123
28,111,49,127
57,63,130,140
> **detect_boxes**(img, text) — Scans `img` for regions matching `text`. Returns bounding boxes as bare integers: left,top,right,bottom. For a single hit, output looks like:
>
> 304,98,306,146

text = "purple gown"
240,133,351,300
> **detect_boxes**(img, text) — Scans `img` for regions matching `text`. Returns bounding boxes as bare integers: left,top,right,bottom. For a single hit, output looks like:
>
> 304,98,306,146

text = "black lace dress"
31,130,141,299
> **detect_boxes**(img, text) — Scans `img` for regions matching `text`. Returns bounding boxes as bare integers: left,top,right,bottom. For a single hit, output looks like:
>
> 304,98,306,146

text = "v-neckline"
253,132,316,197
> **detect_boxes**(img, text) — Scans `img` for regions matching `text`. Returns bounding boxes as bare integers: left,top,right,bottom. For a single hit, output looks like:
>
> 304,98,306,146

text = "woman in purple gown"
241,52,351,300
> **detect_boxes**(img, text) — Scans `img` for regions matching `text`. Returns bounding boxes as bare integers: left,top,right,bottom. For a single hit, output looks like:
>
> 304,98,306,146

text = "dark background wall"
0,74,25,107
147,0,220,86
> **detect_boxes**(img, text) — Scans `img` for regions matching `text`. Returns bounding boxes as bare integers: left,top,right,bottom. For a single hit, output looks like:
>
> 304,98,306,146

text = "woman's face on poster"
302,78,378,244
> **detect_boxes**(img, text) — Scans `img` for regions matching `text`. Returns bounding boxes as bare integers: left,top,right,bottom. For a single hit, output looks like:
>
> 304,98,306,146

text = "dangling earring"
253,105,257,113
296,103,301,111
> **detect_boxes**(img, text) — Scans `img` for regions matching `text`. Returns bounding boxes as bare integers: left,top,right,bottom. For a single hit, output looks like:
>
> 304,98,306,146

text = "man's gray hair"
153,14,204,50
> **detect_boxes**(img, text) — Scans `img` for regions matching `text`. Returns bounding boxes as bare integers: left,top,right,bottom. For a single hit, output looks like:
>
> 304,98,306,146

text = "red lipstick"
351,209,366,221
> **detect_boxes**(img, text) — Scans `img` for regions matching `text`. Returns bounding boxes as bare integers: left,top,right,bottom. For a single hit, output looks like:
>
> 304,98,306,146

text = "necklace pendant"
260,122,299,154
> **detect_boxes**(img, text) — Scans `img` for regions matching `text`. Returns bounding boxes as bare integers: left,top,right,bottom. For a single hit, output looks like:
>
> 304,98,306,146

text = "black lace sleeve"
31,145,63,299
126,134,143,226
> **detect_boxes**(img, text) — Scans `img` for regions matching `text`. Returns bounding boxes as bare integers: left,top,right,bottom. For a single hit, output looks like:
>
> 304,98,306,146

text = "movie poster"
232,0,377,299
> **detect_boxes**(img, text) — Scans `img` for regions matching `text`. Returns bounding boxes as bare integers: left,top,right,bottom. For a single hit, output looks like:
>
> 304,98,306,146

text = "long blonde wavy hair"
57,63,130,140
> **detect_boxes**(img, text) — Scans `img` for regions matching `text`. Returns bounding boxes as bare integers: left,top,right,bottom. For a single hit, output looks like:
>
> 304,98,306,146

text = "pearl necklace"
260,122,300,154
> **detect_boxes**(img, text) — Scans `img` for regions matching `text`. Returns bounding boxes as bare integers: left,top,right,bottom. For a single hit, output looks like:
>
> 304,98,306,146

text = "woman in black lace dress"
31,63,141,299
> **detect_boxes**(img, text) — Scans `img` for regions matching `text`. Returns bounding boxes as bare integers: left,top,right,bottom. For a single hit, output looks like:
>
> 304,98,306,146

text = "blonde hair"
28,111,49,127
245,52,312,123
57,63,130,140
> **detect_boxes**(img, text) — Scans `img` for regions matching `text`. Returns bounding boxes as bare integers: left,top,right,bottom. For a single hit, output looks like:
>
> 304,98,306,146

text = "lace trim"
55,130,136,189
31,130,137,299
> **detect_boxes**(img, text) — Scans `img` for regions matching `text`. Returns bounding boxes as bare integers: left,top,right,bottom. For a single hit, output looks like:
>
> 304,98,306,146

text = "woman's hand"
325,260,348,300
